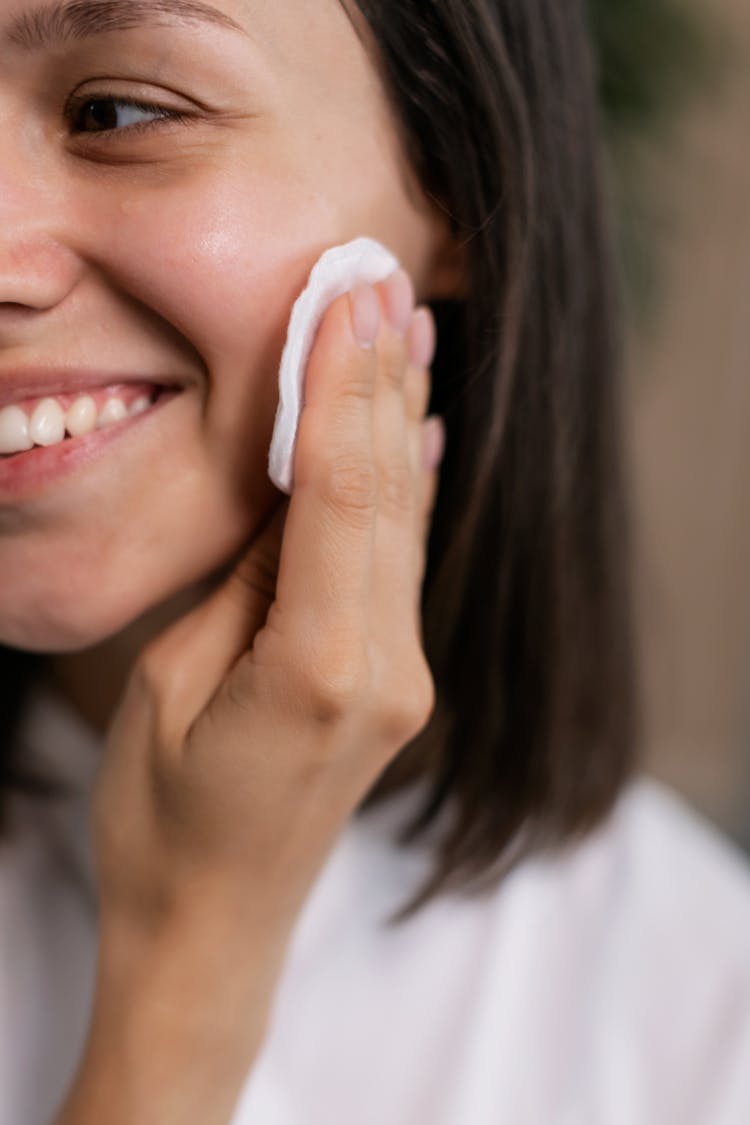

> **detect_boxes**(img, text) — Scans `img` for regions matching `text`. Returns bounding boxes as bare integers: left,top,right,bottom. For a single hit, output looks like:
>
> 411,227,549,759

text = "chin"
0,600,144,654
0,554,238,655
0,566,172,652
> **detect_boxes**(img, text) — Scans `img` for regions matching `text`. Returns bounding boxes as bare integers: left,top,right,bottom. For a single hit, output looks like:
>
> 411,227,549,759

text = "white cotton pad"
268,236,401,494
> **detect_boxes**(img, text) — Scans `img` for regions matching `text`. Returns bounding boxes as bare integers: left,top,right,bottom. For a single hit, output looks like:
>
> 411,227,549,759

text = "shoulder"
422,774,750,1121
360,771,750,948
548,775,750,1123
599,775,750,946
340,776,750,1122
537,773,750,1013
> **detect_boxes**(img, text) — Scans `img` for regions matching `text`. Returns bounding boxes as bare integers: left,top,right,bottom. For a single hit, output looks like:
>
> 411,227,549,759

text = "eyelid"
65,92,196,140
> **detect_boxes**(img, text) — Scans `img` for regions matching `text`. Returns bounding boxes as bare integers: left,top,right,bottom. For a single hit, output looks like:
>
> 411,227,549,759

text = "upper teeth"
0,393,153,455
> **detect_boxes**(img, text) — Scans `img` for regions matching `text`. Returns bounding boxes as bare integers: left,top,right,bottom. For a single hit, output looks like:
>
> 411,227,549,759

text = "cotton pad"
268,237,400,494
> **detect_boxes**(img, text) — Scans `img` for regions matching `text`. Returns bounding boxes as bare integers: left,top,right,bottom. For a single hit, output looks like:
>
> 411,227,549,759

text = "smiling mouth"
0,384,178,461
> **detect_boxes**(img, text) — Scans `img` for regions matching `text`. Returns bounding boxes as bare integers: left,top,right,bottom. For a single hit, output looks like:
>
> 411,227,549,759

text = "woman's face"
0,0,460,652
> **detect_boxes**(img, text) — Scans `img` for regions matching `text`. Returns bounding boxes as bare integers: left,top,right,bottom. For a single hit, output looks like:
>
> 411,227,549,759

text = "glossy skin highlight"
0,0,462,660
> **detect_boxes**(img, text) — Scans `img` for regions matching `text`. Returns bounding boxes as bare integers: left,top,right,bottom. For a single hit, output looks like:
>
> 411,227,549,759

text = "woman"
1,1,749,1122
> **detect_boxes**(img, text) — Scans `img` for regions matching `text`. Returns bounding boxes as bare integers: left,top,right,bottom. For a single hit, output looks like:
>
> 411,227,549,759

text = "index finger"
270,282,380,651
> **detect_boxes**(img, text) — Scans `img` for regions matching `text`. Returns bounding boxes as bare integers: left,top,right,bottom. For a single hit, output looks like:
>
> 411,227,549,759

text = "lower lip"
0,388,183,502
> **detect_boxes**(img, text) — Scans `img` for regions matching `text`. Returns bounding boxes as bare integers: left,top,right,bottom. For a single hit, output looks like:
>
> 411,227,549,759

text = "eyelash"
66,95,192,139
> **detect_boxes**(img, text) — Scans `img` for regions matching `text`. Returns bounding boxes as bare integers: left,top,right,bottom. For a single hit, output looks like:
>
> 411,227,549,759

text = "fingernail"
382,269,415,335
408,307,437,369
423,415,445,472
349,282,380,349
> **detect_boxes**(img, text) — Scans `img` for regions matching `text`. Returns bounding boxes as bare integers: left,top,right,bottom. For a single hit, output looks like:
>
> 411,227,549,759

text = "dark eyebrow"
5,0,248,51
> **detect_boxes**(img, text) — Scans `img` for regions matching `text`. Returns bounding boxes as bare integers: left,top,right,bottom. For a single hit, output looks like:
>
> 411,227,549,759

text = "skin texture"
0,0,464,730
2,4,463,1117
54,274,444,1121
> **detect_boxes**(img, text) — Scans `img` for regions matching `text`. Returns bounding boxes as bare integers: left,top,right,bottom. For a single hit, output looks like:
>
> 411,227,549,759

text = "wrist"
54,910,283,1125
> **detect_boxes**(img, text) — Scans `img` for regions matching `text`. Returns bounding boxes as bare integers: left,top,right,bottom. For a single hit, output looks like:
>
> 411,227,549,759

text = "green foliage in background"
589,0,710,141
586,0,720,321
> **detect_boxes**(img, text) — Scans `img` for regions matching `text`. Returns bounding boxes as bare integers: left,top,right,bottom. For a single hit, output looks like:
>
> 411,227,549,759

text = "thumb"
132,496,291,732
222,496,290,635
199,494,291,670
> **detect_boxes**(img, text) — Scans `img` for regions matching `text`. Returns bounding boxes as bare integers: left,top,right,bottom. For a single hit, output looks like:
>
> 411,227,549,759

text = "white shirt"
1,679,750,1125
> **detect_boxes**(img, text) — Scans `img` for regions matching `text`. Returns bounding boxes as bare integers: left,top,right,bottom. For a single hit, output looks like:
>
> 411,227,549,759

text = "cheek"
108,169,341,373
96,171,351,486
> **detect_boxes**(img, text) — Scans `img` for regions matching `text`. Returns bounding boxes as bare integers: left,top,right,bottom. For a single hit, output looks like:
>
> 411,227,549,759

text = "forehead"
0,0,365,53
2,1,240,49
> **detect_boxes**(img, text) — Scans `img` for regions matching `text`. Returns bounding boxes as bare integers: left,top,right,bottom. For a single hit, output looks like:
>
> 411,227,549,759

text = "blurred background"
589,0,750,852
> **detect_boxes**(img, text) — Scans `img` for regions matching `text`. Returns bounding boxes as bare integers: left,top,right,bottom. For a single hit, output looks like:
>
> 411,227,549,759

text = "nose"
0,143,83,314
0,236,81,312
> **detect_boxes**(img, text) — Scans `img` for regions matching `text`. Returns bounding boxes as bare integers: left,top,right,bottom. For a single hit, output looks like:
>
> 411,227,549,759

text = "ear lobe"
423,220,470,302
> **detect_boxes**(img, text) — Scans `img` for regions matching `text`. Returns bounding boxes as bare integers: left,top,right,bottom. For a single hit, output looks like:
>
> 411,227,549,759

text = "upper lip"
0,368,186,410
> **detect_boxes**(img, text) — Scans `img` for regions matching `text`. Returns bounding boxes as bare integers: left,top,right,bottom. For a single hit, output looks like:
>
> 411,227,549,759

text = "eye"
67,95,190,138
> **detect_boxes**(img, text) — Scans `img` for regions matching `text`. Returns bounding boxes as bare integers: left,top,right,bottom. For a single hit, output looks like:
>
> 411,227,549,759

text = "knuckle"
306,687,353,727
380,664,436,741
324,457,378,518
379,457,413,514
339,362,376,403
414,666,437,724
304,640,370,722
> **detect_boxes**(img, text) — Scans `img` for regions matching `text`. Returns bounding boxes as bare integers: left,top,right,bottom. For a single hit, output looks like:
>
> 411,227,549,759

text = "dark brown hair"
0,0,641,924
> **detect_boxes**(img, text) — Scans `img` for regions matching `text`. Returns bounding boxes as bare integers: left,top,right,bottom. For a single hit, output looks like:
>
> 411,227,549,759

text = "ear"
422,214,469,302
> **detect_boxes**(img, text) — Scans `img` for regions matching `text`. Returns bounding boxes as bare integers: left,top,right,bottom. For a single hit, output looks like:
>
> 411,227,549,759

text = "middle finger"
370,270,424,644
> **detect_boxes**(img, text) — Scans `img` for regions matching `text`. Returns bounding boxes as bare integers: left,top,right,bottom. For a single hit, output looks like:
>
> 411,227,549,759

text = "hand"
88,270,443,995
